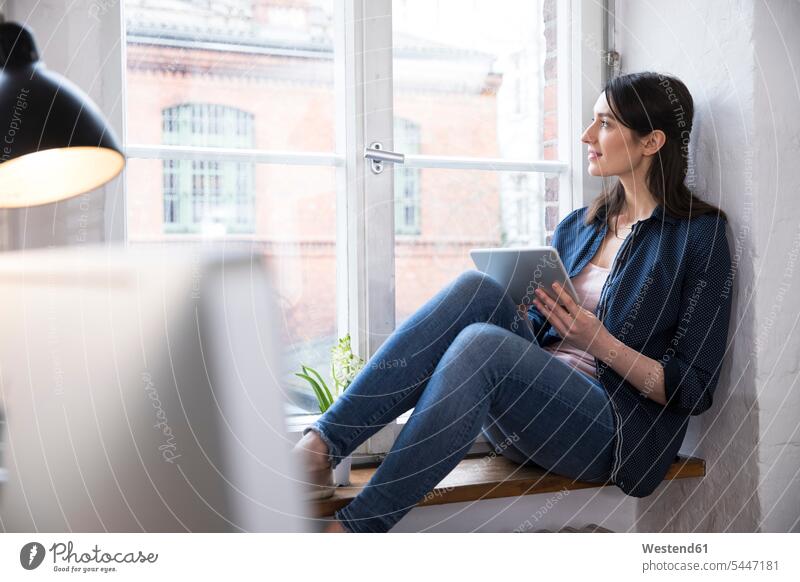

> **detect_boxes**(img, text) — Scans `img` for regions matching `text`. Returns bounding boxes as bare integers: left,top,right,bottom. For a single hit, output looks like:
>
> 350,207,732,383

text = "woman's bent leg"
304,270,533,469
334,322,615,533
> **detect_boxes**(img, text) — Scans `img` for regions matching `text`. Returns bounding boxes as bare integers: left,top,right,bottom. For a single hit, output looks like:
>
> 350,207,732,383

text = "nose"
581,122,596,145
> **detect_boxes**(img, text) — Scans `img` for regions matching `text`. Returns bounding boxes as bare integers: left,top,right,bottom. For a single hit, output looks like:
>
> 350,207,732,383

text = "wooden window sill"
312,453,705,517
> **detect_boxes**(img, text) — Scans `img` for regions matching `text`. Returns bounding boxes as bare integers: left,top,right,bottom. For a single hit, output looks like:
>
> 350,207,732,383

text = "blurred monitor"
0,245,307,532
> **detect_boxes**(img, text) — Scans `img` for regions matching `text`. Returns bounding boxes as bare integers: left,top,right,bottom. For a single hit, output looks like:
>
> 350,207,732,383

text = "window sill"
310,454,705,517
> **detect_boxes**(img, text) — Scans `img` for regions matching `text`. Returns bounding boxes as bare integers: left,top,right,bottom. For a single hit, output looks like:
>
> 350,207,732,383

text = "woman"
294,71,733,533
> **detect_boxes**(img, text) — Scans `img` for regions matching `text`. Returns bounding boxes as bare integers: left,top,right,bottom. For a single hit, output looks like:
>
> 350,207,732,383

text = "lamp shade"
0,22,124,208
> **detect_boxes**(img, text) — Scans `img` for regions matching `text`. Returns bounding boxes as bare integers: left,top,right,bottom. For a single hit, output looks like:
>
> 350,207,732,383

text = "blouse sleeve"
660,215,734,416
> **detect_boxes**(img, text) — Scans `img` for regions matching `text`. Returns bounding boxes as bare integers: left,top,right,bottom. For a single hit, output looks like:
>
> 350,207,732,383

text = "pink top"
542,261,610,379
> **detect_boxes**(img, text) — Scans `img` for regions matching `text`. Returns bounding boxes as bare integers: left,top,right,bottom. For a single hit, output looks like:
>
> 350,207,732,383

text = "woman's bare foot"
323,519,348,533
293,430,335,499
294,430,331,471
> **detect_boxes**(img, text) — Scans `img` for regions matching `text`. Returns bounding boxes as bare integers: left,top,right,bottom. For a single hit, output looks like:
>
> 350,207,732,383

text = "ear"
641,129,667,156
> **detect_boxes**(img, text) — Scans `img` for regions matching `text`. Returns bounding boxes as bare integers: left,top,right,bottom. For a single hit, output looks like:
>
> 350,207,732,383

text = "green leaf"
294,372,326,410
299,365,330,409
295,372,331,412
304,365,334,405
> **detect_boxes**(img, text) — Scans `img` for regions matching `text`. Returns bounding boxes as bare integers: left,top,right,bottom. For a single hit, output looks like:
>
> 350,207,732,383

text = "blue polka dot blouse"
529,204,734,497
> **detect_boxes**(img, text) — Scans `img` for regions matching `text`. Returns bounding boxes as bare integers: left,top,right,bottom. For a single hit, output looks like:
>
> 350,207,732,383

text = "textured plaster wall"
618,0,800,532
750,0,800,533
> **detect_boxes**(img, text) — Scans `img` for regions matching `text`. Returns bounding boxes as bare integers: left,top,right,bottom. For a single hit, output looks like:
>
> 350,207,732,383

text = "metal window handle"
364,142,404,174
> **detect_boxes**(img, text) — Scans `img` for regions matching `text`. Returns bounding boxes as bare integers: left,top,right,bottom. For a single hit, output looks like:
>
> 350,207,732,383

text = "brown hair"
584,72,727,231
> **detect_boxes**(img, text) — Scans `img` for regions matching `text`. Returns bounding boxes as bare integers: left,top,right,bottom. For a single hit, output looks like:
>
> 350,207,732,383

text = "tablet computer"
469,246,579,307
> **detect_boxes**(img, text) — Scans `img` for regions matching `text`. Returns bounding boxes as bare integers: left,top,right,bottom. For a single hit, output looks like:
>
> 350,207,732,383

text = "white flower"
331,334,365,395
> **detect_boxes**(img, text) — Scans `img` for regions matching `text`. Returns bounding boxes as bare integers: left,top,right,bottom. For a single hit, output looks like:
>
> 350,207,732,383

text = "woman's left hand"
532,282,610,355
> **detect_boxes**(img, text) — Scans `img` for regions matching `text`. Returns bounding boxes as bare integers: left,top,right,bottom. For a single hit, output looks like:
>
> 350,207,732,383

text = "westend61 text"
642,543,708,554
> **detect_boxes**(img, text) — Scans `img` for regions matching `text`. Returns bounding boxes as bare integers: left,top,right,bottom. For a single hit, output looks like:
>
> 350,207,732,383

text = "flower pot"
333,455,352,486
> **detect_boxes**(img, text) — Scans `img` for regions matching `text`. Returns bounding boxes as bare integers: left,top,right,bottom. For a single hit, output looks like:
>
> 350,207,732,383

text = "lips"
588,151,602,160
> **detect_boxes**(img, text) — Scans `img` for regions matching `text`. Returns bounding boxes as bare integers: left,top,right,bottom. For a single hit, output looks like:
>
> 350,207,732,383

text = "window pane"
126,159,337,414
124,0,338,415
394,169,557,325
394,118,421,235
392,0,557,159
125,0,335,151
391,0,563,325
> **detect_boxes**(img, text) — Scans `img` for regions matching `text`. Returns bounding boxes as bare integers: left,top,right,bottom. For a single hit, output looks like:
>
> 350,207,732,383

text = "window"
124,0,338,418
161,104,255,234
119,0,604,456
394,118,421,235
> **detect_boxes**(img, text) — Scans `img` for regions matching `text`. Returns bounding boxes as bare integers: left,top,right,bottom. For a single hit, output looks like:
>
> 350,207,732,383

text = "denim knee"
445,323,518,386
453,269,505,301
451,322,511,357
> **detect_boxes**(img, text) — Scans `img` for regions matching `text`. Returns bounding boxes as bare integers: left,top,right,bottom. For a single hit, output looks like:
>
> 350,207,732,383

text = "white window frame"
110,0,607,461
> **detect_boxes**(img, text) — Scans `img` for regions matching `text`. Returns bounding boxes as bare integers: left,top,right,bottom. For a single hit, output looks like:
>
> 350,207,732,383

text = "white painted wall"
617,0,800,533
393,485,634,533
750,0,800,533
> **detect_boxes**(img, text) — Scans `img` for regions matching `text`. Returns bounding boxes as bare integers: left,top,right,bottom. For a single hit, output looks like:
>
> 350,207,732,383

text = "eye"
600,119,609,128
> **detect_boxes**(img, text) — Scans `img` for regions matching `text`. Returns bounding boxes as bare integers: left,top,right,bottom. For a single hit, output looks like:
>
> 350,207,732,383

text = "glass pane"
125,0,335,152
392,0,557,159
124,0,339,415
394,169,558,325
126,159,337,414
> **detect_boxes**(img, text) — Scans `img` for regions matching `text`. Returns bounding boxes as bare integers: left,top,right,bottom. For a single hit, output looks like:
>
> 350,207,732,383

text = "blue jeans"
304,270,616,533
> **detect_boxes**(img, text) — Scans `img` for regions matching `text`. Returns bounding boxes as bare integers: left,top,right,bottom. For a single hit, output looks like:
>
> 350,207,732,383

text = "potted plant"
295,334,365,486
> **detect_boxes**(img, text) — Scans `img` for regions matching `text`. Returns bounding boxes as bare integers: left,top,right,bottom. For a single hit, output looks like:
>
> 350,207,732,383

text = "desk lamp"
0,21,124,207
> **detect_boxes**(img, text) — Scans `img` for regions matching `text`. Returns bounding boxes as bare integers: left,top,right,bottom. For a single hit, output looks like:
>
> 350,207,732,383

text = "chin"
588,161,618,178
587,164,604,177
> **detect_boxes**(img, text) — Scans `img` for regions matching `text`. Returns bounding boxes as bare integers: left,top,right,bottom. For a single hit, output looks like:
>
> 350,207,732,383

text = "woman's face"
581,93,647,178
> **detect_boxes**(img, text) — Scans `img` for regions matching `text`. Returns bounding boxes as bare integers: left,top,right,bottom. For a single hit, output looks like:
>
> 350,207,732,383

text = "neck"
616,163,658,223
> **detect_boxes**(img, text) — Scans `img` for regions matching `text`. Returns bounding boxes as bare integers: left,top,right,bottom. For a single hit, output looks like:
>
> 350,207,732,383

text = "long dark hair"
585,71,726,231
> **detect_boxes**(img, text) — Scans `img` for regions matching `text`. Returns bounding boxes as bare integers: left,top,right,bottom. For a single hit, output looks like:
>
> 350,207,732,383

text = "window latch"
364,142,405,174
